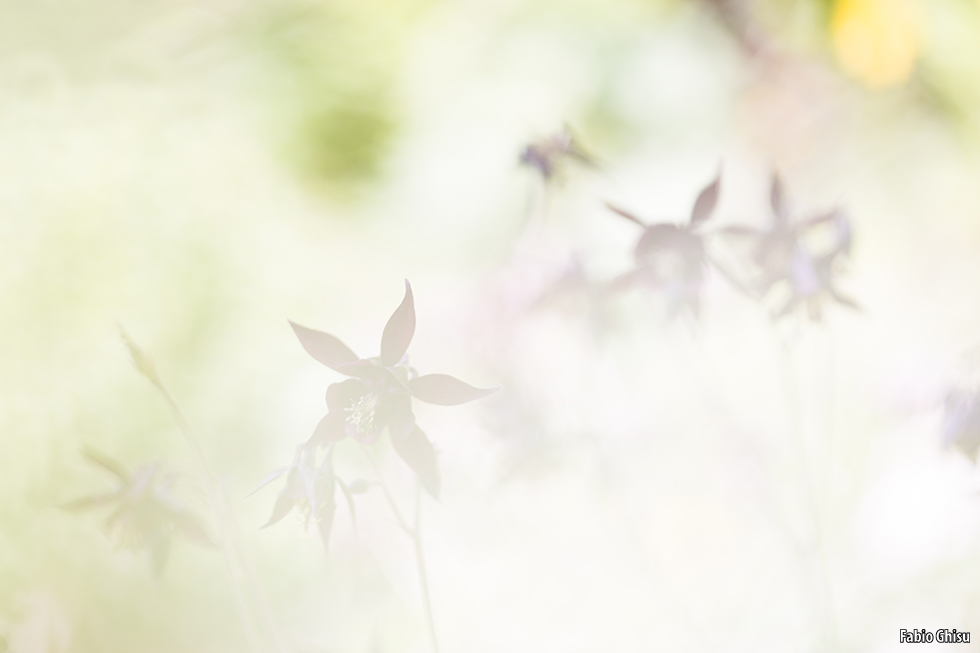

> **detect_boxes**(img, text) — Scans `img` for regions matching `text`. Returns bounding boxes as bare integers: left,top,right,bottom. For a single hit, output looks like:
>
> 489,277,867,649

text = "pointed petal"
245,467,289,498
605,203,647,227
61,493,119,512
150,534,171,576
80,447,130,480
380,280,416,366
391,426,441,498
261,491,295,529
316,497,336,553
770,172,787,222
347,478,371,494
718,225,762,237
409,374,498,406
337,478,357,535
829,286,860,310
690,171,721,225
385,394,416,440
289,321,359,373
311,413,348,444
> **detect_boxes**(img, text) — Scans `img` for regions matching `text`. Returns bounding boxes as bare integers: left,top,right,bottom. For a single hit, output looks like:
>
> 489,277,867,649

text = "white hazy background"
3,0,980,652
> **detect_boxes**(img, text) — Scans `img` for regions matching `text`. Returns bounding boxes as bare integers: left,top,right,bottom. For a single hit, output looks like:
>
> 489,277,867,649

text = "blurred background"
4,0,980,651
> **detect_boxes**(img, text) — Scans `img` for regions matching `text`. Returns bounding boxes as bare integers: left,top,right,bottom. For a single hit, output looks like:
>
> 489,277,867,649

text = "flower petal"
261,483,297,529
770,172,787,223
336,360,388,383
81,447,130,481
326,379,368,411
380,280,416,366
311,413,348,444
61,493,119,512
245,467,289,498
409,374,498,405
290,321,360,373
385,393,416,440
690,171,721,226
391,425,441,498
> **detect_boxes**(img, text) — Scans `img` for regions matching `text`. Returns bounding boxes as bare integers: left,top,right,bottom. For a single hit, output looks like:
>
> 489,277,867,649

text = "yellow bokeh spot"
831,0,923,87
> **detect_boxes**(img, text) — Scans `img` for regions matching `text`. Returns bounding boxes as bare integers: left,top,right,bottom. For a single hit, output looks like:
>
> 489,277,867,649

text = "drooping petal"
829,286,860,310
171,510,216,547
605,202,648,227
289,321,360,373
391,425,441,498
380,280,416,366
316,489,336,553
337,478,357,534
384,393,416,440
770,172,787,223
261,487,296,529
245,467,289,498
150,533,171,576
311,413,348,443
409,374,498,405
61,493,119,512
689,171,721,226
81,448,130,481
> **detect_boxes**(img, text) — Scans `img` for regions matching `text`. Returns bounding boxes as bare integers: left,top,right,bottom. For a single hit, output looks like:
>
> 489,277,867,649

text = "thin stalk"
413,482,441,653
777,339,841,652
360,444,412,534
119,325,283,653
151,378,265,653
359,444,440,653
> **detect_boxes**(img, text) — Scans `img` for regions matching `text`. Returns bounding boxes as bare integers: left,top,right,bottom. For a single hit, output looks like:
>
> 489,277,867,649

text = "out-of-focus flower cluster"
64,449,213,574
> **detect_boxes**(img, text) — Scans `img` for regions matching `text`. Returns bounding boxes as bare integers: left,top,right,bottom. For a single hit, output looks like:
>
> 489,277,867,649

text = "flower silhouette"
63,448,213,574
288,280,497,497
604,171,722,319
941,389,980,461
723,173,856,320
520,127,596,180
248,443,341,547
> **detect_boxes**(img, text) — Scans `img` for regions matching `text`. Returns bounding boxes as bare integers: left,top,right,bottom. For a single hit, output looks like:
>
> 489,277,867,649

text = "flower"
248,443,339,547
63,448,213,574
288,280,497,497
604,171,722,319
520,127,596,180
722,172,856,321
941,390,980,462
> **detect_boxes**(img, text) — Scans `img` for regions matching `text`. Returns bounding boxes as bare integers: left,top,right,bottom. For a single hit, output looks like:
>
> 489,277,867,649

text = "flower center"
345,394,379,434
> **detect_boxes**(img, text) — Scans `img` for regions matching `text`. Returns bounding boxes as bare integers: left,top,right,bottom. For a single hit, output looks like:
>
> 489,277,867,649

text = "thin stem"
359,443,413,535
413,481,440,653
151,379,266,653
358,444,440,653
777,339,841,653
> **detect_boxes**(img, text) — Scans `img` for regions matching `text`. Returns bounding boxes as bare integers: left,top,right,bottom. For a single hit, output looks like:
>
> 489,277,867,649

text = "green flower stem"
360,444,440,653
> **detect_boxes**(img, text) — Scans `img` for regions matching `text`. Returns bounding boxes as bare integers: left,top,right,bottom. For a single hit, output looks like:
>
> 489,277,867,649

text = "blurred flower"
722,173,856,321
604,171,722,319
249,443,339,549
520,127,596,180
63,449,213,574
288,280,497,497
941,390,980,461
830,0,922,88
